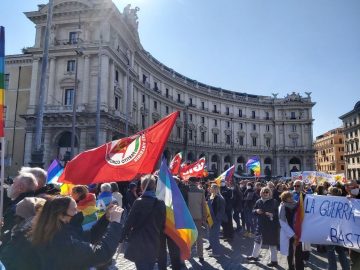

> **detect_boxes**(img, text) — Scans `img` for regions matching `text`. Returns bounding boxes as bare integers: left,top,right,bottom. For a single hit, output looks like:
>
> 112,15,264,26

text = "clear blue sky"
2,0,360,139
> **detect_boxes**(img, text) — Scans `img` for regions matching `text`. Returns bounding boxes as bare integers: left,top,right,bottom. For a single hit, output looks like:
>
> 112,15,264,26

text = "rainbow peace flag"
246,156,261,176
0,26,5,137
214,165,235,186
77,193,98,230
156,158,198,260
47,159,64,184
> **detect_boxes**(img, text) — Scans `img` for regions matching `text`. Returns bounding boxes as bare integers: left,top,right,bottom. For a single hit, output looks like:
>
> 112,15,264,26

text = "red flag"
59,112,179,184
169,152,182,175
180,157,206,181
294,193,304,245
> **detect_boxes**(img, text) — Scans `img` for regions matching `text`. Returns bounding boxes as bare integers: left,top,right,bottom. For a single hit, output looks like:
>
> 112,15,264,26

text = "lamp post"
30,0,54,167
70,23,83,159
194,126,197,160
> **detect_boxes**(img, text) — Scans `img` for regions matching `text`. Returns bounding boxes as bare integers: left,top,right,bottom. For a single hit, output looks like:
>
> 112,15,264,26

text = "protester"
232,181,244,232
20,167,60,197
243,182,258,237
208,183,226,257
125,182,138,210
0,197,46,270
220,181,234,241
110,182,123,207
325,187,350,270
247,187,279,267
31,196,123,270
1,173,38,244
120,174,166,270
187,177,207,263
278,191,297,270
345,180,360,269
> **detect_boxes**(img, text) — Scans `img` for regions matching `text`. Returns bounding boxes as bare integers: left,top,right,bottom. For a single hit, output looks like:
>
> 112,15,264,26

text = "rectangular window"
291,112,296,119
154,101,157,110
166,88,169,98
142,115,145,129
266,138,271,148
292,125,297,132
69,31,77,44
213,133,218,144
252,137,257,147
67,60,76,72
154,82,158,91
252,111,256,119
213,104,217,112
226,107,230,115
292,138,298,147
142,95,145,103
226,135,231,144
189,97,193,106
239,109,242,117
189,114,193,122
214,119,217,126
142,74,147,84
64,88,74,105
177,93,181,102
239,123,243,130
266,112,269,120
201,132,205,142
253,124,256,131
189,130,193,141
227,121,230,128
115,96,120,110
239,136,243,146
177,127,181,138
341,165,344,170
4,74,9,89
266,125,270,132
115,70,119,82
201,117,205,124
165,106,169,114
201,101,205,110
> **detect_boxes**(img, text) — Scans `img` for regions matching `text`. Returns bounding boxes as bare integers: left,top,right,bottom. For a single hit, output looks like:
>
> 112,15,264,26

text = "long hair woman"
31,196,123,270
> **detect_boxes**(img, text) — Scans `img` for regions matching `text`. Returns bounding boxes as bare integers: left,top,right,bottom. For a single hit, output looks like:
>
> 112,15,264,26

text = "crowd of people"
0,166,359,270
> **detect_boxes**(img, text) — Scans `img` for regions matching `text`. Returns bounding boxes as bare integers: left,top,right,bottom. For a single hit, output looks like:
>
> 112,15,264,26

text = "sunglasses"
294,185,301,187
263,191,269,194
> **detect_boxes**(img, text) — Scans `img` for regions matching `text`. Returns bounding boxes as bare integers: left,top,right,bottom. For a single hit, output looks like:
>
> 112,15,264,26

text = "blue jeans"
134,261,155,270
326,245,350,270
209,220,221,254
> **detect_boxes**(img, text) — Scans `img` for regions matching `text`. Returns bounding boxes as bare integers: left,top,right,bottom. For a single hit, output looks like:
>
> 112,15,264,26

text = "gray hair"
140,174,156,191
16,172,38,191
19,167,47,188
100,183,112,193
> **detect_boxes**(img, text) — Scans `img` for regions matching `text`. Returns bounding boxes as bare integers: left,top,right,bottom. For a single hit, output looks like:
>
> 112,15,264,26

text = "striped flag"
214,165,235,186
0,26,5,137
156,157,198,260
47,159,64,184
246,156,261,177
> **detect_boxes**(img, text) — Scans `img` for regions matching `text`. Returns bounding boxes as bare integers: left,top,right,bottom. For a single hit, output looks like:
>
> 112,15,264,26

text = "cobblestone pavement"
111,228,341,270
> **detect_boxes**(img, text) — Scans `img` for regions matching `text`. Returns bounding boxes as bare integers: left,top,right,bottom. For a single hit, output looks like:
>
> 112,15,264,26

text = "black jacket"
120,195,166,263
37,215,121,270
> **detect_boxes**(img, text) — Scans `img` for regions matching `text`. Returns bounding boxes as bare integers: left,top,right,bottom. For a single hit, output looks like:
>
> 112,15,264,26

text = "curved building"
4,0,315,177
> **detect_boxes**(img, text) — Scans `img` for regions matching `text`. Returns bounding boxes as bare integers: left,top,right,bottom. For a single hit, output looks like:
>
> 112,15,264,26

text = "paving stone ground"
111,228,341,270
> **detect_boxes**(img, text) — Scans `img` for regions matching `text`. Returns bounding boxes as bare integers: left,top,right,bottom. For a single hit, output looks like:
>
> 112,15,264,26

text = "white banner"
301,195,360,250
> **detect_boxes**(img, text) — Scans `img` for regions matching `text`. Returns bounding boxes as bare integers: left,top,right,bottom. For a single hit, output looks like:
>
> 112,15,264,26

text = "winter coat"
278,202,296,256
37,214,121,270
209,194,227,223
120,195,166,263
232,185,244,212
253,198,279,246
220,186,233,214
0,218,40,270
243,188,258,210
187,185,207,221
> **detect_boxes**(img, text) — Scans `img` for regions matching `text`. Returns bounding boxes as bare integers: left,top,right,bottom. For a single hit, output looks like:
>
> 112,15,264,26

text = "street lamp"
194,126,197,160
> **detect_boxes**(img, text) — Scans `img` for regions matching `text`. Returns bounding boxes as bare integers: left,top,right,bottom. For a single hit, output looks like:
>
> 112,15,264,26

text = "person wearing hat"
0,197,46,270
125,182,138,210
187,177,207,263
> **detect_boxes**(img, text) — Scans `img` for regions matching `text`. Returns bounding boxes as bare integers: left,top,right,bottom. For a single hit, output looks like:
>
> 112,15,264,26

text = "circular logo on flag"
106,135,146,166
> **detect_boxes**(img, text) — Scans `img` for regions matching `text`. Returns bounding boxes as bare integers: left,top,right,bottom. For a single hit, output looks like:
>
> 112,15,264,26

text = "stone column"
100,54,109,110
35,26,42,48
29,58,40,113
43,131,52,168
109,61,115,110
82,55,90,107
47,57,56,105
24,132,33,166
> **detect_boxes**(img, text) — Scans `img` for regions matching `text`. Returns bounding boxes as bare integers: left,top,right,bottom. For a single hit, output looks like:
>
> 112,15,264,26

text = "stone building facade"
314,128,345,174
339,101,360,180
4,0,315,177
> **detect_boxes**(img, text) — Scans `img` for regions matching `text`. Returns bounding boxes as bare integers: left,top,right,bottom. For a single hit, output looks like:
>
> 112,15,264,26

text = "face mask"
69,212,84,226
351,188,359,196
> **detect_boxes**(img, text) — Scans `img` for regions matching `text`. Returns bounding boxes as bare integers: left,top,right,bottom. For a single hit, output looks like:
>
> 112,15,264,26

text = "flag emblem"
105,134,145,166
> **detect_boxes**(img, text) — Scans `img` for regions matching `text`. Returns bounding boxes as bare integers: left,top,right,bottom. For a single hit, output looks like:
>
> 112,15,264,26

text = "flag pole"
0,137,5,237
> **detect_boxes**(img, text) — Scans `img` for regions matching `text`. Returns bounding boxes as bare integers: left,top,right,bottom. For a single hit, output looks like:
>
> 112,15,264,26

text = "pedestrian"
187,177,207,263
232,181,244,232
247,187,279,267
110,182,123,208
124,182,138,210
220,181,234,240
278,191,297,270
31,196,124,270
119,174,166,270
243,182,258,237
208,183,226,257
